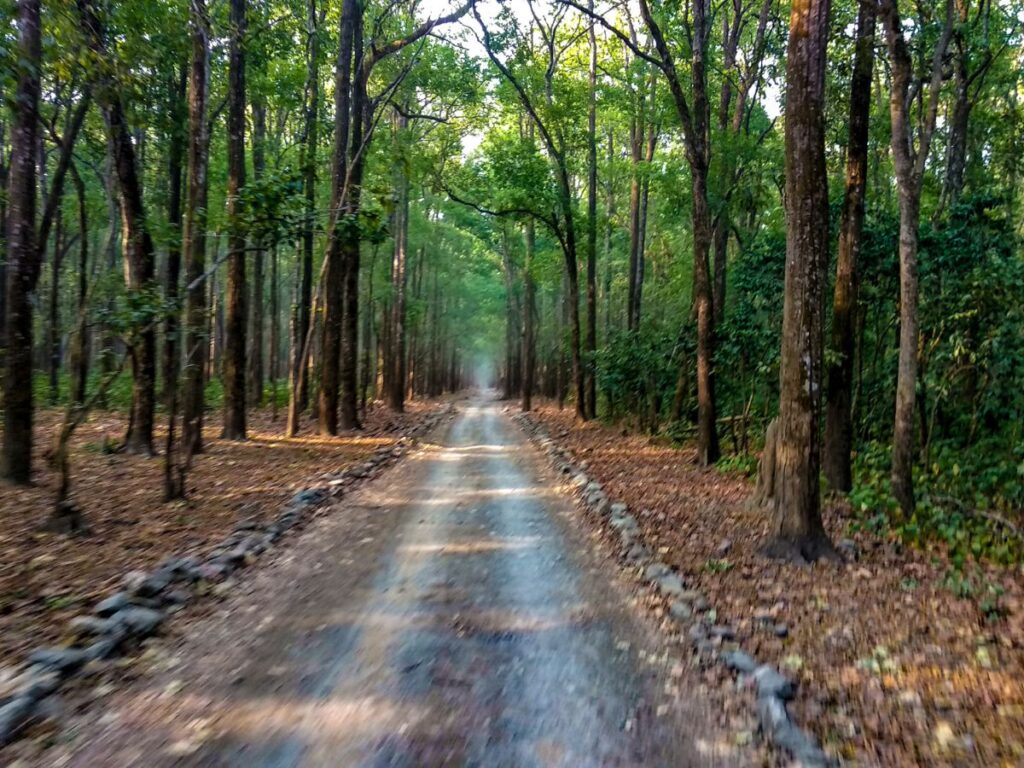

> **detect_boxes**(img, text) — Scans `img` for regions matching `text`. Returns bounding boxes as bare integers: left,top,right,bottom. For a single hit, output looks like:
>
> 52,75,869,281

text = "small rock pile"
0,405,453,748
514,412,831,768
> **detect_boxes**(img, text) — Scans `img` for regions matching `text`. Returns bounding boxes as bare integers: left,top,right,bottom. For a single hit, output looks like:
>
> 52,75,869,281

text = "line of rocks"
0,405,454,748
514,412,832,768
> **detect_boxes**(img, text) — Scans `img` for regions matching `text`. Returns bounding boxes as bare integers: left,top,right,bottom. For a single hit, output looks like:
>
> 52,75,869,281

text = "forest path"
55,397,735,767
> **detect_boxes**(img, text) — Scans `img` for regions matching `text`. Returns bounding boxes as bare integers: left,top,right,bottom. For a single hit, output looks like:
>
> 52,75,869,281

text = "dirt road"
49,400,740,767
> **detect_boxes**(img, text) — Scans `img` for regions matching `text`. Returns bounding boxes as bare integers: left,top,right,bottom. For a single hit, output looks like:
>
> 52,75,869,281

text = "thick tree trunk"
824,0,875,493
223,0,247,440
318,0,357,435
78,0,158,456
760,0,836,562
1,0,42,483
338,15,367,431
182,0,210,457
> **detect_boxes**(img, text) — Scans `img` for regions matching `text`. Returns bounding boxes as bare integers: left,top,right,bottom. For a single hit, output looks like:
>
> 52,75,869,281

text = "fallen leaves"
529,403,1024,766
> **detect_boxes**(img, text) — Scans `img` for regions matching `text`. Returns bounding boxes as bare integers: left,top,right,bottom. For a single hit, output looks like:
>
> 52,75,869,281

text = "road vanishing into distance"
54,399,739,767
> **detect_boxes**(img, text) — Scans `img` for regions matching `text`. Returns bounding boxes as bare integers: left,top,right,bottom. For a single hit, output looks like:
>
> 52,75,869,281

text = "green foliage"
596,328,681,428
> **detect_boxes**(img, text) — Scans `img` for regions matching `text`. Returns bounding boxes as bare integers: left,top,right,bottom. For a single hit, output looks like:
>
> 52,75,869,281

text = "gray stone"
27,648,88,675
571,473,589,488
10,669,60,703
753,664,796,701
112,607,164,637
644,562,671,581
0,696,35,746
688,624,708,643
838,538,859,560
709,625,737,641
716,538,733,556
135,570,172,597
655,573,686,597
623,543,650,564
723,650,758,674
669,601,693,621
95,591,131,617
609,502,628,516
609,514,638,532
773,623,789,638
85,633,124,661
68,615,118,638
677,590,710,611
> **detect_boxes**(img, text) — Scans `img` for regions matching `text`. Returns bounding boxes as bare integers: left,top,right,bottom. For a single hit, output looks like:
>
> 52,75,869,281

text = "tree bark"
760,0,836,562
70,163,89,405
248,99,267,406
77,0,158,455
881,0,953,517
163,67,186,410
386,109,409,412
183,0,211,457
223,0,248,440
521,219,536,412
824,0,875,493
584,0,598,418
1,0,42,483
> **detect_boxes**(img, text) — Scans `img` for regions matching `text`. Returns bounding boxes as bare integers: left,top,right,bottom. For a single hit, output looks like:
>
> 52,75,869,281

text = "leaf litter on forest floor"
0,401,444,666
528,404,1024,767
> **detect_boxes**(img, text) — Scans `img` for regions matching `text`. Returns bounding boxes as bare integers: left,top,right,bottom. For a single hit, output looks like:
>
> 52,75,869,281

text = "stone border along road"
512,410,833,768
0,404,455,749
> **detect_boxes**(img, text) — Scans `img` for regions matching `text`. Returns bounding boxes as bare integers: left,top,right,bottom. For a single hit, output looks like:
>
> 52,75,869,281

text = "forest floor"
525,403,1024,767
0,401,443,665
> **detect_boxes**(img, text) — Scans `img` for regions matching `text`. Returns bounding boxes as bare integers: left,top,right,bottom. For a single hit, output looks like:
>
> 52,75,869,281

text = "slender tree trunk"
70,164,89,405
78,0,158,455
521,219,536,412
824,0,875,492
584,0,598,418
47,206,64,404
292,0,320,415
386,109,409,412
223,0,247,440
270,243,280,418
163,67,186,409
626,115,643,332
1,0,42,483
248,100,266,406
183,0,211,457
760,0,836,562
881,0,953,516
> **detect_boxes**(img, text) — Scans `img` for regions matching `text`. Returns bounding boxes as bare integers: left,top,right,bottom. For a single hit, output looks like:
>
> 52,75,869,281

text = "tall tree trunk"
823,0,875,492
248,99,266,406
584,0,598,418
163,67,186,409
270,243,280,418
78,0,158,455
318,0,356,435
521,219,536,412
292,0,320,415
760,0,835,562
881,0,953,516
70,164,89,405
47,205,64,404
338,13,367,431
183,0,211,457
626,114,643,332
386,109,409,412
223,0,247,440
1,0,42,483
